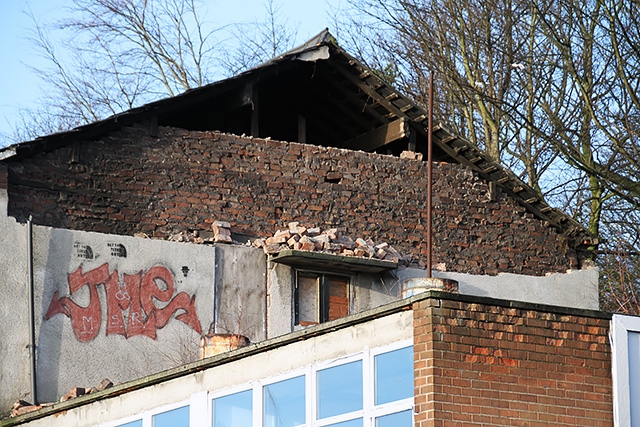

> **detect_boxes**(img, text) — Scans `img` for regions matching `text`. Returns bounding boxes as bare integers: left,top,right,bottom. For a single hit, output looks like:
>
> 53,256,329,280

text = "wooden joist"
341,119,410,152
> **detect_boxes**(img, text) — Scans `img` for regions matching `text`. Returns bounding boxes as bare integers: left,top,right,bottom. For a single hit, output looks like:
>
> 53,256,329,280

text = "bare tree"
4,0,295,144
220,0,298,76
339,0,640,313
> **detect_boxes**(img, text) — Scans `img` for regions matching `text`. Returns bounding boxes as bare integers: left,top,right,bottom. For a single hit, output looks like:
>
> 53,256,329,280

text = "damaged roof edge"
0,29,337,162
0,29,595,247
325,41,597,246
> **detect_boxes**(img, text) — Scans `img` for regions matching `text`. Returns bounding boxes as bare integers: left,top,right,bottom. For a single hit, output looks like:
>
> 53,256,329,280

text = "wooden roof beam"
330,60,410,121
341,118,410,151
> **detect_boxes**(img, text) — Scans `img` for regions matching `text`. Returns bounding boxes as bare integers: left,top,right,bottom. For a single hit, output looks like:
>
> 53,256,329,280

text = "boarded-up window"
296,272,350,326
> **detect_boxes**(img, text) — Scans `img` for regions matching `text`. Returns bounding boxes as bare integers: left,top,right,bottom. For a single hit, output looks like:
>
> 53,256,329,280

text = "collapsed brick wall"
413,296,613,426
7,125,577,275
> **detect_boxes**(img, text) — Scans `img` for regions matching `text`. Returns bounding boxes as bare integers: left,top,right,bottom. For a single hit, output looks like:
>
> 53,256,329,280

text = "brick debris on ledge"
139,221,419,267
250,222,411,266
11,379,113,417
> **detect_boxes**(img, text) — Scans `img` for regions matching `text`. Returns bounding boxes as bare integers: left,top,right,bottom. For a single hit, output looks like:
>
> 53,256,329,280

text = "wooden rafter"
341,119,410,151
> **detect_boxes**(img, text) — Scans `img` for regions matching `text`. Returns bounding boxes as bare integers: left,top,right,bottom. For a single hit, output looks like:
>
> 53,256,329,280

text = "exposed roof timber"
0,29,594,245
327,41,593,243
329,59,407,121
224,83,255,110
304,83,374,132
320,73,389,128
341,119,409,151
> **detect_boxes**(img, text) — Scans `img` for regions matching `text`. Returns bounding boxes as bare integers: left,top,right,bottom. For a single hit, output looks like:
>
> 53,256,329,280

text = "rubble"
251,222,407,264
152,220,413,265
11,379,114,417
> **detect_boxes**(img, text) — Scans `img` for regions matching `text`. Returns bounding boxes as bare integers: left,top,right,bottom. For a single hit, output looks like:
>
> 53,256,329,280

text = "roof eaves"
0,30,338,162
323,42,595,244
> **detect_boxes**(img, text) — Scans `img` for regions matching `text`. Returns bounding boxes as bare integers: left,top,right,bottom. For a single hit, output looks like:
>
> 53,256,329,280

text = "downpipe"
27,216,37,404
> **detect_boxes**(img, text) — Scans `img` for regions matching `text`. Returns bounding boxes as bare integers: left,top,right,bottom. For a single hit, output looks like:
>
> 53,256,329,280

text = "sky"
0,0,344,144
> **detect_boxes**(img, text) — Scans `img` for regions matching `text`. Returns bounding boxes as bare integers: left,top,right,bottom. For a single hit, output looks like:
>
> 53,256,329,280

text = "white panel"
612,314,640,426
629,331,640,425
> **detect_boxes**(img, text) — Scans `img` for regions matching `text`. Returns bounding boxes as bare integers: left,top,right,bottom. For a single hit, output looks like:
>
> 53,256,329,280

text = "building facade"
0,30,626,425
1,291,622,427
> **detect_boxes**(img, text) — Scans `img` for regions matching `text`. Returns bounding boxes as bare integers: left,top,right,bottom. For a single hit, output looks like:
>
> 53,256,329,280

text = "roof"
0,29,595,248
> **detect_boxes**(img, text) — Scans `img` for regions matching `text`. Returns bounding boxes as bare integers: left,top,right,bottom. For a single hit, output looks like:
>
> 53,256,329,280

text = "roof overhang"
268,249,398,273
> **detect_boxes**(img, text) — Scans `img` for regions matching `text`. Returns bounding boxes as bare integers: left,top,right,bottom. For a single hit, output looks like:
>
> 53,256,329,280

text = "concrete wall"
16,311,413,427
213,245,266,339
33,226,216,403
0,191,267,413
395,266,600,310
0,190,31,417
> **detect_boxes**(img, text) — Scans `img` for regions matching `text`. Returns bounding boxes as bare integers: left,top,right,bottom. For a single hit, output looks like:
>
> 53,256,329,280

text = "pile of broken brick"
11,379,113,417
250,222,409,265
158,221,412,266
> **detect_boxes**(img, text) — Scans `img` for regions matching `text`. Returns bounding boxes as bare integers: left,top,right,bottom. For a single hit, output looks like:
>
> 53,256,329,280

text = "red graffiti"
45,263,202,342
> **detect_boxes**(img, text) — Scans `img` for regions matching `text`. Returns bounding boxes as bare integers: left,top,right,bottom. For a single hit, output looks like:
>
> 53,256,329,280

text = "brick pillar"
413,294,614,426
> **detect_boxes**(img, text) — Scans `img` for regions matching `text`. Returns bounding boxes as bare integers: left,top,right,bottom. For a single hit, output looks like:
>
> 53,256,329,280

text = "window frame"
106,341,413,427
611,313,640,426
100,395,201,427
313,352,367,426
294,269,352,326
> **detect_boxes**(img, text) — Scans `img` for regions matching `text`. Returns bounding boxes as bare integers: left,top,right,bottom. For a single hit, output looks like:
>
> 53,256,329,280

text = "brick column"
413,294,613,426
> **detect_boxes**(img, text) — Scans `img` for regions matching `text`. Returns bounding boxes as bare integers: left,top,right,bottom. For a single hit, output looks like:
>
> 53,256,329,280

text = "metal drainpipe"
27,216,38,404
427,72,434,278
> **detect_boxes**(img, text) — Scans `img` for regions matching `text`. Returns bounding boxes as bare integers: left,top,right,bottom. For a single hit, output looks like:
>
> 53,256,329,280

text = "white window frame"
105,341,414,427
611,313,640,426
209,382,257,427
101,393,204,427
368,341,414,423
259,369,310,426
313,351,367,426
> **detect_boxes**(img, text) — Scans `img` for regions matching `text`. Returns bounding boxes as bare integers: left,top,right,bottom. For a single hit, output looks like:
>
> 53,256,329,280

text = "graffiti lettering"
45,263,202,342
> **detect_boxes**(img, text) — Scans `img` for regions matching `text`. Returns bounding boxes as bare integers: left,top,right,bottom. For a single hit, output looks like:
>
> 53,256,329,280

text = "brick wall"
413,295,613,426
7,125,579,275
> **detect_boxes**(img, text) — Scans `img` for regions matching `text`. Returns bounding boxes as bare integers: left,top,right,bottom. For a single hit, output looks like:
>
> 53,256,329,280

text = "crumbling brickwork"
7,125,578,275
413,295,613,426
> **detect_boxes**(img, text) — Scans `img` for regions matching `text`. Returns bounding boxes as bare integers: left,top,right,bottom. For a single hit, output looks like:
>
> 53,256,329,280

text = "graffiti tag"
45,263,202,342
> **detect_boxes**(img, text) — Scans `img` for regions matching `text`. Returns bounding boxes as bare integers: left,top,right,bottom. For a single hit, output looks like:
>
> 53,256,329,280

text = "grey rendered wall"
0,191,31,417
33,227,217,403
394,266,600,310
0,193,267,414
213,245,266,340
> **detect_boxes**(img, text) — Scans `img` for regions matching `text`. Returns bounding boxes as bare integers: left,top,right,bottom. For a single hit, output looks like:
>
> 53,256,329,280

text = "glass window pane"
375,410,413,427
116,421,142,427
327,276,349,321
317,360,363,419
152,406,189,427
263,375,306,427
213,390,252,427
298,275,319,325
327,418,363,427
375,346,413,405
